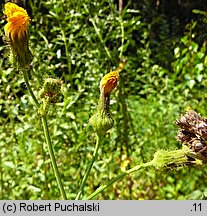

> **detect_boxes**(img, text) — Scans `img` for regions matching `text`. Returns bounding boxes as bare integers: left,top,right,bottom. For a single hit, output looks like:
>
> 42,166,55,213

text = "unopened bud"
151,148,202,170
89,109,114,135
39,78,63,103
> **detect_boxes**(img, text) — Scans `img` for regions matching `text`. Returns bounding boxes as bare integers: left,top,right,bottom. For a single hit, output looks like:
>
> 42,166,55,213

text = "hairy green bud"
151,147,202,170
38,78,63,116
39,78,63,103
89,89,115,135
8,38,33,69
89,109,114,135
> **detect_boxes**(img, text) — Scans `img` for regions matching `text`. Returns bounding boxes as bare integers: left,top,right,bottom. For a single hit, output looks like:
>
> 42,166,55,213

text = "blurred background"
0,0,207,199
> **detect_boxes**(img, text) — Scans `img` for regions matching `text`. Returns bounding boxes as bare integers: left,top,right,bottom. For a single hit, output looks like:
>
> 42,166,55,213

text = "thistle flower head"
3,2,32,68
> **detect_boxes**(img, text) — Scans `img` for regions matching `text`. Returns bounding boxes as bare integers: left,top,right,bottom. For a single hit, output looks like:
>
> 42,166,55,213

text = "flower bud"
90,72,116,134
90,61,126,135
151,148,202,170
39,78,63,103
89,109,114,136
38,78,63,116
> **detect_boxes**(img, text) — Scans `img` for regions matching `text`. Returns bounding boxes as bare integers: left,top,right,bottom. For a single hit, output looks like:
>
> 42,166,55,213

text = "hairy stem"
22,68,67,199
22,69,40,108
75,134,101,200
86,161,154,200
41,115,67,199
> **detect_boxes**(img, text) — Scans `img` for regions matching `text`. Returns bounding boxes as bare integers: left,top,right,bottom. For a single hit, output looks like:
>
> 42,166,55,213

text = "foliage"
1,0,207,200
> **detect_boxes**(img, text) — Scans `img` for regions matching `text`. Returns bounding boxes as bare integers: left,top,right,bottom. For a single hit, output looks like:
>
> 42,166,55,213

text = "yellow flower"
4,2,30,42
3,2,32,68
99,60,126,96
100,71,119,96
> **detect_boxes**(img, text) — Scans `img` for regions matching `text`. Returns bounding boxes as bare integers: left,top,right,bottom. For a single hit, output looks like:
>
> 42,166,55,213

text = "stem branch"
86,161,154,200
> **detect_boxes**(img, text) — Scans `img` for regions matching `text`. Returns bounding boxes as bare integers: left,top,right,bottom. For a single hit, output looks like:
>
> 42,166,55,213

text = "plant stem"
60,27,71,79
22,68,67,199
22,69,40,109
119,16,125,59
41,115,67,200
90,18,113,63
85,161,154,200
75,133,101,200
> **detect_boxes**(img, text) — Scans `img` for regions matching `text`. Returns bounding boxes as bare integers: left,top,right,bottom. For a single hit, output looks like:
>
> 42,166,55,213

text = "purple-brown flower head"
176,110,207,162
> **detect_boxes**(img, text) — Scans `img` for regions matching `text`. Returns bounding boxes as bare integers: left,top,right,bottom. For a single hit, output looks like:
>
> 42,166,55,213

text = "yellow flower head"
4,2,30,42
100,71,119,96
99,60,126,96
3,2,32,68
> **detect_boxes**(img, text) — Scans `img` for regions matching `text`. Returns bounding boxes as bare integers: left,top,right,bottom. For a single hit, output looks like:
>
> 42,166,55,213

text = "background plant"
1,0,207,199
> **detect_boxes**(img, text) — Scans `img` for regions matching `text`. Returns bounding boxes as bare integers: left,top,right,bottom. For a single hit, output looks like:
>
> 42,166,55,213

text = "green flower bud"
89,109,114,135
89,86,115,135
151,147,202,170
8,39,33,69
38,78,63,116
39,78,63,103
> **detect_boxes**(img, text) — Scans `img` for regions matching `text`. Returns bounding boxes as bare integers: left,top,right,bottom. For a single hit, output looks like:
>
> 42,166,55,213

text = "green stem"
119,16,125,59
85,161,154,200
90,18,113,63
61,27,71,77
22,68,67,199
41,116,67,200
22,69,40,108
75,133,101,200
58,1,72,86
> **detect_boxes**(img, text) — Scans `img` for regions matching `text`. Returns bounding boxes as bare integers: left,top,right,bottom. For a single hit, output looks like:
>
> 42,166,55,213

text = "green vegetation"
1,0,207,200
